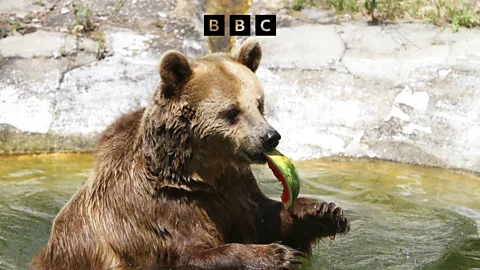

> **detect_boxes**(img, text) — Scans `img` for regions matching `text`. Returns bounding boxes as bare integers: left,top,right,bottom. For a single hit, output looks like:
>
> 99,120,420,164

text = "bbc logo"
204,15,276,36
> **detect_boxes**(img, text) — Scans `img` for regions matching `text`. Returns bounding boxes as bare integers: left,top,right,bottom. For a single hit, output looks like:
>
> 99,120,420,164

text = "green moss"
0,28,7,39
327,0,359,13
0,19,22,38
9,21,20,33
290,0,480,31
113,0,126,16
72,5,95,35
33,1,46,7
293,0,306,10
90,31,107,60
448,6,479,32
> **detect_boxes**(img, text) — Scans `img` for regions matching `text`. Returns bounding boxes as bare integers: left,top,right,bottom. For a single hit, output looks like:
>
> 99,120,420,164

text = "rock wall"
1,0,479,172
254,23,480,172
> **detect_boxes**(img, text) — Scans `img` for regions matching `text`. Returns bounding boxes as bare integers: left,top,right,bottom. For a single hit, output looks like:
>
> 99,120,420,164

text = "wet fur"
30,39,349,270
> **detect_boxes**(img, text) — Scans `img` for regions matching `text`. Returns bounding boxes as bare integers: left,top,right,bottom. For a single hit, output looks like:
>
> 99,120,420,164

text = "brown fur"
30,38,349,270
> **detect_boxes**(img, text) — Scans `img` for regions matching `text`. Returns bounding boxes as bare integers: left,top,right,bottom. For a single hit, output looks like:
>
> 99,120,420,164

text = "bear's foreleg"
180,243,302,269
281,198,350,253
256,197,349,254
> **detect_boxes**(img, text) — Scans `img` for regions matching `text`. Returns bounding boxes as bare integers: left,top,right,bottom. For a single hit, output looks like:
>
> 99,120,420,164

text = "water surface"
0,154,479,269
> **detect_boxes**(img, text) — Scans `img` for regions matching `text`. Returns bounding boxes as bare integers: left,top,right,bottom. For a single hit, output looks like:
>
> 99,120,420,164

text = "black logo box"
204,15,276,36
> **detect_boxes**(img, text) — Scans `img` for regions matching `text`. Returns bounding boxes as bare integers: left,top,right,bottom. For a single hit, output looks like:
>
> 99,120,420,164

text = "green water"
0,154,479,269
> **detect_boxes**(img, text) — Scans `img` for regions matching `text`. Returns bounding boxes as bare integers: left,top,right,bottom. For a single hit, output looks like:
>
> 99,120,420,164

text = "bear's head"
153,38,280,173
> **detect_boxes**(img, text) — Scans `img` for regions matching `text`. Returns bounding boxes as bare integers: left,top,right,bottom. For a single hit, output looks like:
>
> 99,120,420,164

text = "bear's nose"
262,130,281,151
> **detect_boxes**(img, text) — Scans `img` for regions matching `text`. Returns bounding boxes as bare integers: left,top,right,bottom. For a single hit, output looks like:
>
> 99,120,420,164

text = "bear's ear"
234,38,262,73
159,50,193,98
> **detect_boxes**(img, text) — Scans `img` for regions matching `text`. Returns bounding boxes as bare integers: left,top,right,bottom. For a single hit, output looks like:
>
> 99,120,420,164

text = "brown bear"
30,38,349,270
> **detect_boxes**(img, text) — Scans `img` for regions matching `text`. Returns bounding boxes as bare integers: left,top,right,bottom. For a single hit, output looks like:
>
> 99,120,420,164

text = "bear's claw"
288,247,306,257
289,198,350,238
290,259,302,265
268,243,303,269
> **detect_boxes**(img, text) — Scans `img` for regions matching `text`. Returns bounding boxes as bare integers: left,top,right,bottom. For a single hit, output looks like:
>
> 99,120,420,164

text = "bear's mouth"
242,150,268,164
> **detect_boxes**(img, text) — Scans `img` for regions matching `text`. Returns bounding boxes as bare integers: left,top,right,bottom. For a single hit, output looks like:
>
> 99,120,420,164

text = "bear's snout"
261,129,281,151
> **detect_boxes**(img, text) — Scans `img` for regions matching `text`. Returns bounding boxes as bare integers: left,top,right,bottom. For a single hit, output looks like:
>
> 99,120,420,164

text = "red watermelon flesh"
265,150,300,209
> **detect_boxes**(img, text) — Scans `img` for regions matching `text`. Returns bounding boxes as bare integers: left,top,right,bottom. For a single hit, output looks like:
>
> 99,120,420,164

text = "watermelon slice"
264,150,300,209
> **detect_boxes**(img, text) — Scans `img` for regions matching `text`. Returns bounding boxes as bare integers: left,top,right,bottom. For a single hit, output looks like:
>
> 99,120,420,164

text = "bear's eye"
258,101,264,113
224,107,241,123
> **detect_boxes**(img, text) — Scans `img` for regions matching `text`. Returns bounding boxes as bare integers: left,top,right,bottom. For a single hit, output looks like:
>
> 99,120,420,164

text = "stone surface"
50,29,159,135
0,0,54,14
259,63,480,172
339,23,480,83
252,0,288,11
300,8,335,23
0,57,69,133
0,30,97,58
1,0,480,173
256,25,345,69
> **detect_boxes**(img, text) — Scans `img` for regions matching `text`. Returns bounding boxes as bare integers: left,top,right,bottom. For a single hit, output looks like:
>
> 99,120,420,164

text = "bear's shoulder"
95,108,145,155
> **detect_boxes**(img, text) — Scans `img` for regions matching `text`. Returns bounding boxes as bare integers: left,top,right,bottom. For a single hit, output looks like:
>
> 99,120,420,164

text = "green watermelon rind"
265,149,300,209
